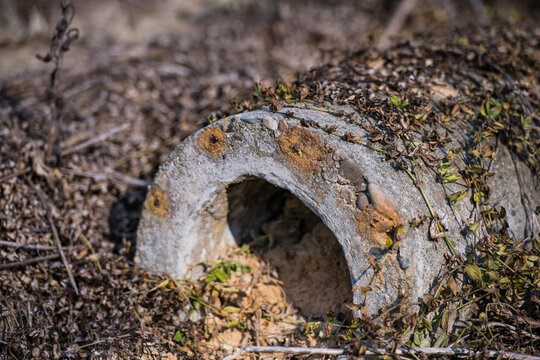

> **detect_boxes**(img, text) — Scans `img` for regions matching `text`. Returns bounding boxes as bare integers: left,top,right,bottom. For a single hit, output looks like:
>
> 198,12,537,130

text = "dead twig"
226,346,344,358
64,333,132,353
227,346,540,360
30,181,80,295
107,170,151,187
0,254,60,270
45,202,79,295
59,168,107,182
487,322,540,341
376,0,418,50
0,167,31,183
0,240,72,251
61,123,129,156
59,168,150,187
36,0,79,160
254,308,261,347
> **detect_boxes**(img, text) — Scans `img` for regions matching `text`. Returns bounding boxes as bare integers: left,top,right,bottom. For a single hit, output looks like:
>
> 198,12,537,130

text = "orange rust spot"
277,126,324,171
198,127,226,155
356,208,401,248
146,187,170,217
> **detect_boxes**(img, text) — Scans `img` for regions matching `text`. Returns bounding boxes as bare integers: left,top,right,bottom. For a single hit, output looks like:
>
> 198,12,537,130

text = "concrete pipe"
135,99,537,315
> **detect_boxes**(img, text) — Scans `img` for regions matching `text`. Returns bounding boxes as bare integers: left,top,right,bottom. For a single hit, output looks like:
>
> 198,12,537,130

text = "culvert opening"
226,178,352,319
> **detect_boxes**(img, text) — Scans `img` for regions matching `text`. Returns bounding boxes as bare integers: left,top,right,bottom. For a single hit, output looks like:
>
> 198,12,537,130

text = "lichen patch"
145,187,170,217
198,126,226,155
277,126,324,171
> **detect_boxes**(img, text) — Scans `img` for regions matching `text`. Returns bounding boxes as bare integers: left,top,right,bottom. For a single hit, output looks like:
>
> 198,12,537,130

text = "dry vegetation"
0,0,539,359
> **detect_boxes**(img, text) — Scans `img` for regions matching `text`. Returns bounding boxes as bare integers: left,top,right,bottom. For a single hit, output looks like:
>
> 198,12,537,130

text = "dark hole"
108,186,148,260
227,178,352,319
210,135,219,144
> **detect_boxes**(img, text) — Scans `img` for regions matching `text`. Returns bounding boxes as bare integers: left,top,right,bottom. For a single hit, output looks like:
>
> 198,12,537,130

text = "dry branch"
486,322,540,341
44,201,79,296
59,168,107,182
376,0,418,50
108,170,151,187
31,182,80,295
0,240,71,251
59,168,150,187
228,345,540,360
0,167,31,183
36,0,79,160
61,123,130,156
0,254,60,270
64,333,132,354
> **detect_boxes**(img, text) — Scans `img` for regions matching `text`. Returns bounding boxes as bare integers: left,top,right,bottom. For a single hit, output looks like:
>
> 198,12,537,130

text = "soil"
0,0,539,359
262,202,352,318
227,180,353,318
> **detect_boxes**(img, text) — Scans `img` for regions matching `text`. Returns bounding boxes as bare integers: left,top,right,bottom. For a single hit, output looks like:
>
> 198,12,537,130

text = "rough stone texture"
136,106,537,315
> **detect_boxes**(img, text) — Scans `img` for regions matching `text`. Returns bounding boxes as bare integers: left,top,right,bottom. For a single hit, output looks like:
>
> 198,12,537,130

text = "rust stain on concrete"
277,126,324,171
356,205,403,248
198,127,226,155
356,208,395,248
146,187,170,217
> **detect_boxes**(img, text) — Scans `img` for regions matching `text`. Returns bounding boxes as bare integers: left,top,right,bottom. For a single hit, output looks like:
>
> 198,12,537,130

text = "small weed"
205,260,251,283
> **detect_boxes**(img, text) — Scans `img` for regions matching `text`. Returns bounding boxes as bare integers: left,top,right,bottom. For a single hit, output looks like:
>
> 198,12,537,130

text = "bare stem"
226,345,540,360
0,254,60,270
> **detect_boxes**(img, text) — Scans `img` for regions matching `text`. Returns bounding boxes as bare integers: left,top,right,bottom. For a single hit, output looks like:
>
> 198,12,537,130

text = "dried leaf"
429,219,445,239
447,276,458,295
352,286,372,296
465,264,483,282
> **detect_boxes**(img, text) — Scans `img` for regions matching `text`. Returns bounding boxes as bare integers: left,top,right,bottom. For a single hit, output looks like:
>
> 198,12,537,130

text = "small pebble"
356,183,367,192
356,193,369,209
397,251,410,270
367,182,400,222
174,310,188,325
325,153,334,166
263,116,278,130
278,119,289,131
240,114,259,124
190,263,206,280
188,309,202,322
340,188,354,203
322,171,338,183
219,119,233,132
332,150,341,161
339,158,365,187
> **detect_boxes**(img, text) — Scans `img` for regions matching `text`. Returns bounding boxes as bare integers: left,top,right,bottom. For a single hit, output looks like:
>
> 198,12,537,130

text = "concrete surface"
136,105,537,315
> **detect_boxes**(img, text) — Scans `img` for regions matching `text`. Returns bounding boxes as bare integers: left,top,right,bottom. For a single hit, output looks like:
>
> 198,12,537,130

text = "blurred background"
1,0,539,81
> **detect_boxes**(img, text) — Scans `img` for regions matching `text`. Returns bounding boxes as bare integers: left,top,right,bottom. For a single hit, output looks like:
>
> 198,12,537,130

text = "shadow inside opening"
227,178,352,319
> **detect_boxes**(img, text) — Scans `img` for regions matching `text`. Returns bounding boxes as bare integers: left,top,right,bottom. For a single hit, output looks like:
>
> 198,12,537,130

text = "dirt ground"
0,0,539,358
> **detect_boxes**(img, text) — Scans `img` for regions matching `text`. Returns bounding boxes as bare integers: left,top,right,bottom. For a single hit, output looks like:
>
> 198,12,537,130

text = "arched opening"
226,178,352,320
